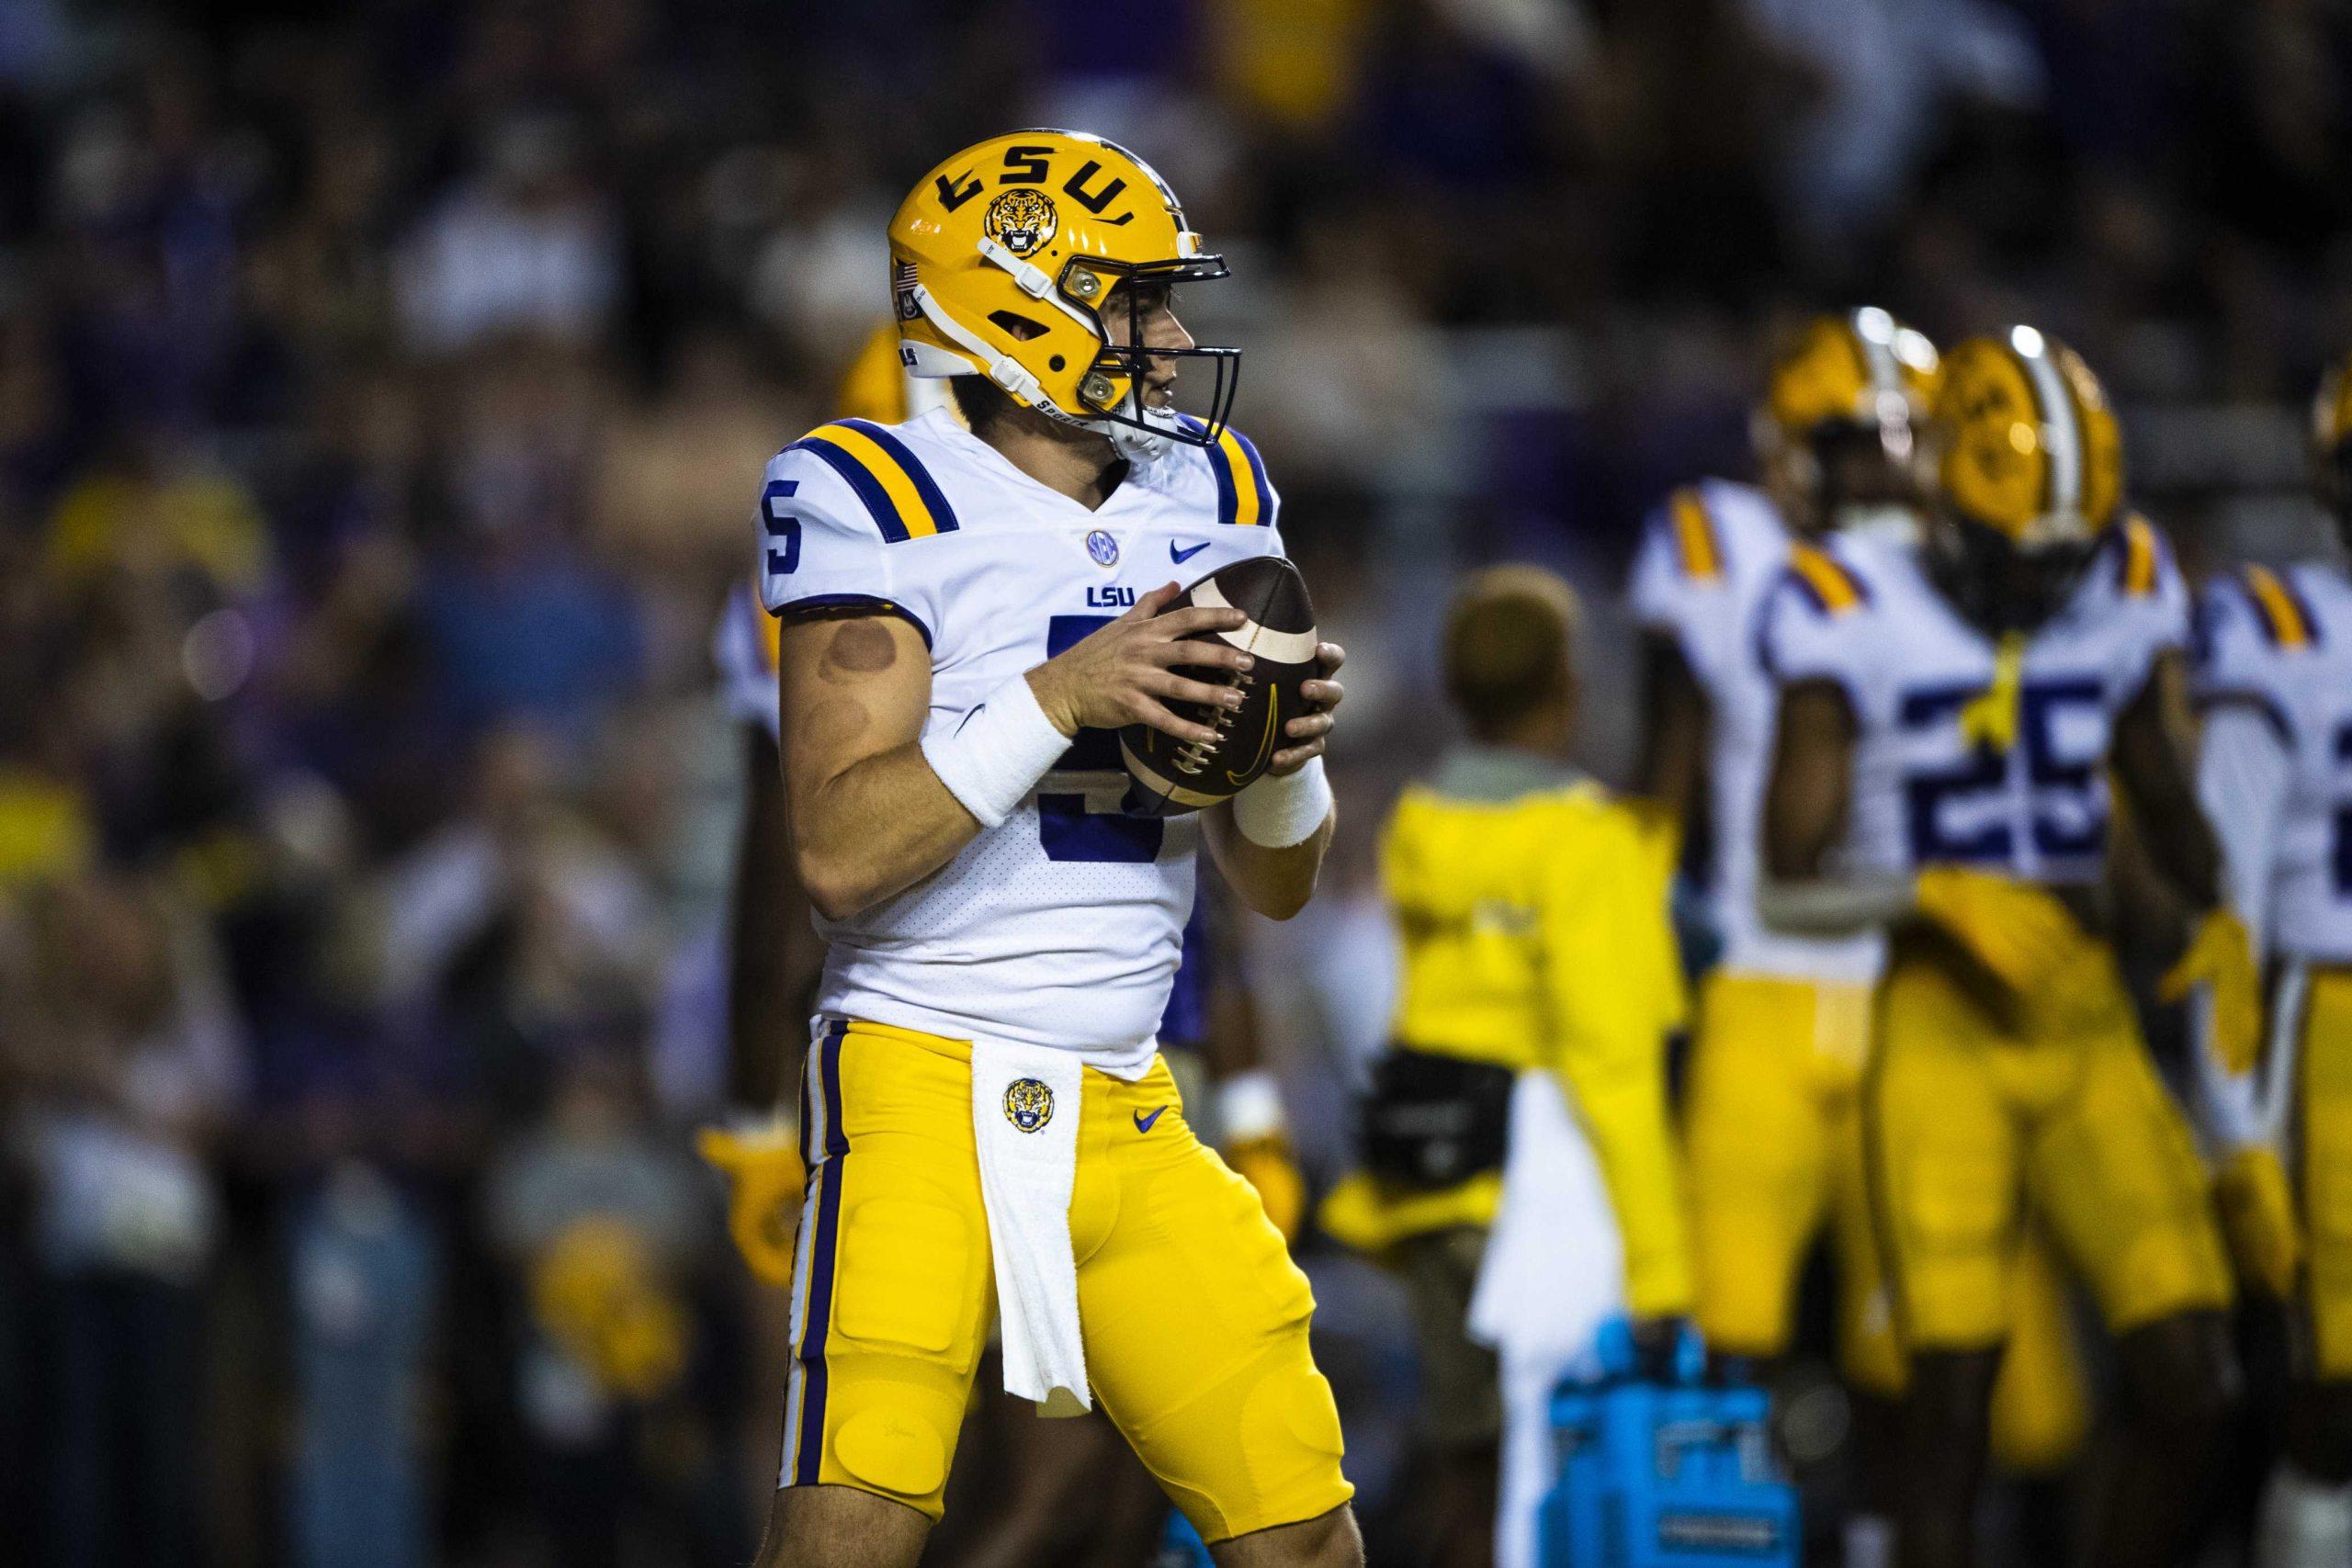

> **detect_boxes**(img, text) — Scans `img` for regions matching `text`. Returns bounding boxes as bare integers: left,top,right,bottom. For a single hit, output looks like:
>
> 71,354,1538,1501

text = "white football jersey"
2194,560,2352,964
1760,515,2188,886
712,578,781,739
1628,479,1882,984
753,407,1285,1073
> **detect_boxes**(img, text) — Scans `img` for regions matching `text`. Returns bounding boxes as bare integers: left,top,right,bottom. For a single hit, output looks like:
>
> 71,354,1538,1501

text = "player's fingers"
1149,604,1250,640
1143,669,1244,709
1283,711,1335,741
1314,640,1346,675
1270,736,1328,773
1300,677,1345,711
1146,637,1253,673
1126,581,1183,620
1125,694,1223,745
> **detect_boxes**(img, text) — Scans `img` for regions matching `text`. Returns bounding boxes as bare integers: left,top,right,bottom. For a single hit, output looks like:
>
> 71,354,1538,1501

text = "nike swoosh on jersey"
1133,1106,1167,1133
1170,540,1209,564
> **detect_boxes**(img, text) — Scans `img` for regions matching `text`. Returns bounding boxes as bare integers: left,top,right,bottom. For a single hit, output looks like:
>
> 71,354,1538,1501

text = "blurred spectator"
482,1049,738,1568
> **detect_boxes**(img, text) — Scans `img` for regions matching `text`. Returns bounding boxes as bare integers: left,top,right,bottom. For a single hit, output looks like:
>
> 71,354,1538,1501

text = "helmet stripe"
1850,310,1903,406
2015,338,2080,516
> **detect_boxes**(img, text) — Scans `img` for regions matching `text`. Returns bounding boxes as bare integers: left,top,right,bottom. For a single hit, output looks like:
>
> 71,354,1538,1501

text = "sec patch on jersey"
1121,556,1319,818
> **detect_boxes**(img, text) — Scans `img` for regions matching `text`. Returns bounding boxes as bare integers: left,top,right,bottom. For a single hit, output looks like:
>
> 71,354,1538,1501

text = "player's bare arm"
1634,632,1710,821
2109,649,2222,910
1205,639,1343,920
783,592,1251,920
1758,678,1859,896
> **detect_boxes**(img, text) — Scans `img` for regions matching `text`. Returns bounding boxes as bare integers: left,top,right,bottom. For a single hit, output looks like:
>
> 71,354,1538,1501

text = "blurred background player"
1321,565,1688,1568
1631,311,2087,1559
699,323,1306,1562
1755,327,2252,1568
2192,352,2352,1568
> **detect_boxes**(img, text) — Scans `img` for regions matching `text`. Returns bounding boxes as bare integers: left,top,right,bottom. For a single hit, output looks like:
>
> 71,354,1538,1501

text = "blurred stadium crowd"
3,0,2351,1563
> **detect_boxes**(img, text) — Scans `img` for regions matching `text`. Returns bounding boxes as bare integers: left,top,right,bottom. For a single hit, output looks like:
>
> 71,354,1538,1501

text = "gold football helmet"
1928,327,2124,630
1756,308,1940,536
2314,348,2352,541
888,129,1236,461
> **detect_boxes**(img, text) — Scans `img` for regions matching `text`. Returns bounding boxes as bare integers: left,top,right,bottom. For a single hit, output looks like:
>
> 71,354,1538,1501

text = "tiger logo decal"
1003,1077,1055,1134
983,188,1057,258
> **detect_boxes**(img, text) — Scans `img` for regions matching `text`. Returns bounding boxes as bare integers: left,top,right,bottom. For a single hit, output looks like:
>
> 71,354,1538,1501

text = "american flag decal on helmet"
892,259,921,320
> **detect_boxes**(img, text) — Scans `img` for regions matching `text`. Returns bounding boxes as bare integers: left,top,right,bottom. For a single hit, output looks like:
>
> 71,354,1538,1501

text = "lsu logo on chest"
1087,585,1136,608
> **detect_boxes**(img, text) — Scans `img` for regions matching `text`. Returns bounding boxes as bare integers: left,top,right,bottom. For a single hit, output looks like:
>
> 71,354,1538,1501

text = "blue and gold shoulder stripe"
2110,513,2165,599
1666,487,1724,581
783,418,959,542
1180,417,1275,526
2237,563,2320,650
1783,543,1867,615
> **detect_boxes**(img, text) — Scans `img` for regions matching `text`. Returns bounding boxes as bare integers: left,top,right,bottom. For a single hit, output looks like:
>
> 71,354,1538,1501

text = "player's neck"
1476,707,1575,762
978,412,1127,511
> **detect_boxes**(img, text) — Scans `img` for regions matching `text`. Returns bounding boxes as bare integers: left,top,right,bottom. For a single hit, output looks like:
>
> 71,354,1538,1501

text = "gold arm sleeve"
1538,805,1692,1317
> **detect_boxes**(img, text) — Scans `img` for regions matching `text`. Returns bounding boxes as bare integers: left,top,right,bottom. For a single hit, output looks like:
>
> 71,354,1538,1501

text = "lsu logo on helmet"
983,188,1057,258
1003,1077,1055,1133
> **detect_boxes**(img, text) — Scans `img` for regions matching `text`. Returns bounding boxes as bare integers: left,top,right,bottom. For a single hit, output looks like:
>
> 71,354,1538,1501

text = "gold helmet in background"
1756,307,1941,535
2313,348,2352,543
1927,326,2125,630
888,129,1237,462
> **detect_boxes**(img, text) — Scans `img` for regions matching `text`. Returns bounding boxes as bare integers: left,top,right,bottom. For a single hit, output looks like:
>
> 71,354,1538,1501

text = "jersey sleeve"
1626,488,1723,640
752,441,945,647
711,581,782,737
1756,547,1882,714
2104,517,2191,698
2191,570,2301,739
1535,802,1691,1319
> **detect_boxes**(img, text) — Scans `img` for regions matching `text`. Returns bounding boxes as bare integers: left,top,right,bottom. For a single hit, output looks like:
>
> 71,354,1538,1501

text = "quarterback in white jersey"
759,403,1287,1066
1756,328,2254,1568
2193,355,2352,1568
749,132,1357,1568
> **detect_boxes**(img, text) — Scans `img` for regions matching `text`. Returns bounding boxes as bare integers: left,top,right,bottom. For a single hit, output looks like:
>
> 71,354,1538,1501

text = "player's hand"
696,1120,806,1287
1228,1133,1307,1243
1025,581,1252,744
1270,641,1345,776
2215,1145,2302,1297
1912,867,2095,1009
2159,909,2262,1075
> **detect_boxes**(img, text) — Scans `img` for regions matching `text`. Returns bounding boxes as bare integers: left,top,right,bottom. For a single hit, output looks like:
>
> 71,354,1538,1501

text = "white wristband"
921,673,1070,829
1216,1069,1287,1144
1231,756,1332,848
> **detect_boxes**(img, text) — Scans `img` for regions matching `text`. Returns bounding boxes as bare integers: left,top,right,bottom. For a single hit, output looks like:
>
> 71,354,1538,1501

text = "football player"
1322,566,1689,1568
1755,328,2254,1568
2192,354,2352,1568
703,320,1310,1564
1633,312,2086,1538
747,131,1354,1568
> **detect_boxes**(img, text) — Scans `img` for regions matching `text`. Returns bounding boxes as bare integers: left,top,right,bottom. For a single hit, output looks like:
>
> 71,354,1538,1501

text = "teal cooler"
1539,1320,1796,1566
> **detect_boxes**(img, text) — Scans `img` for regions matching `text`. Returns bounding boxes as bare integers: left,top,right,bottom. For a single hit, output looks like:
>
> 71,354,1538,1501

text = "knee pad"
831,1404,949,1501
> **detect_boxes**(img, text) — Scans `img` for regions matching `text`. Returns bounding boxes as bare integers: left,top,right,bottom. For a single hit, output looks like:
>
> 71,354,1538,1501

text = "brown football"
1120,555,1320,818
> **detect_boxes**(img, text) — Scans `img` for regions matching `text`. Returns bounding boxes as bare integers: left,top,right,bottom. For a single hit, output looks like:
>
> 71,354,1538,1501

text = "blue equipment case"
1538,1320,1797,1566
